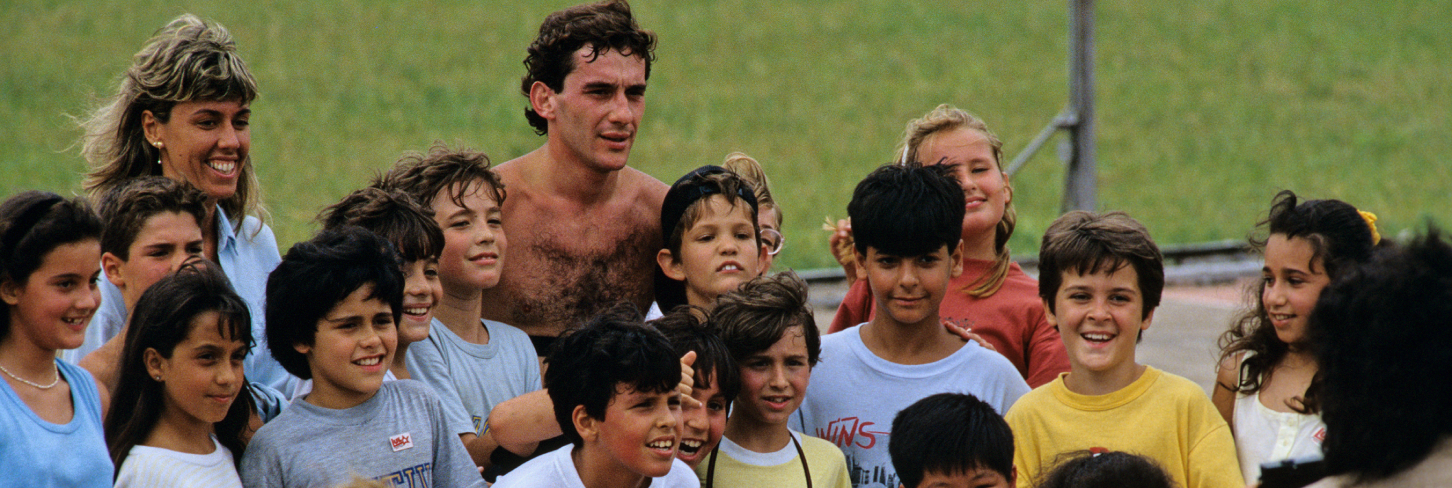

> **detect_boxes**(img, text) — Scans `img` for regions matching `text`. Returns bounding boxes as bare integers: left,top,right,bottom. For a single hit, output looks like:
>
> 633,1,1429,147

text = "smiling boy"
241,227,482,487
794,163,1028,487
380,146,541,472
1004,211,1240,488
492,304,698,487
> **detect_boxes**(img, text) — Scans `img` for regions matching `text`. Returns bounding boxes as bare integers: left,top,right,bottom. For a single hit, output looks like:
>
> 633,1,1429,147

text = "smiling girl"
1214,190,1379,484
0,191,110,486
106,263,254,487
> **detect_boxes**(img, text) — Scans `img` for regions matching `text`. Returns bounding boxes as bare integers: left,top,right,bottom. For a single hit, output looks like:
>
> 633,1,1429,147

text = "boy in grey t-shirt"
242,228,482,487
380,146,542,472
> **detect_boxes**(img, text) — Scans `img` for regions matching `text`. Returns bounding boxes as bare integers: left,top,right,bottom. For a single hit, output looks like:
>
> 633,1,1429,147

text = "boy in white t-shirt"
493,304,698,487
794,163,1029,487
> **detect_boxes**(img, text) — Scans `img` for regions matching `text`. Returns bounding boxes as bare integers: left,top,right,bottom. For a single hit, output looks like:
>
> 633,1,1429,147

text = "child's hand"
944,320,995,352
823,217,858,284
678,351,702,409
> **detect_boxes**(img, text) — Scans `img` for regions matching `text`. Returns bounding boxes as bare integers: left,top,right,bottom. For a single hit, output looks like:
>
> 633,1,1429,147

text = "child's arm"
488,390,554,456
1212,354,1241,429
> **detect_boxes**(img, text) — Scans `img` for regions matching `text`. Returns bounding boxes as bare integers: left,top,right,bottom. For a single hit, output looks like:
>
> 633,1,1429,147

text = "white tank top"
1233,355,1326,483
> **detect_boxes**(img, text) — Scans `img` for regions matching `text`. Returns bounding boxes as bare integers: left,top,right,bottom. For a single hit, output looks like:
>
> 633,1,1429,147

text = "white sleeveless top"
1233,354,1326,483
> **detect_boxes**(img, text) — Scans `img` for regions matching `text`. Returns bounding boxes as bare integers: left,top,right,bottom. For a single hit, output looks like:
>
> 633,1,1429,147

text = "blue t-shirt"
0,359,112,487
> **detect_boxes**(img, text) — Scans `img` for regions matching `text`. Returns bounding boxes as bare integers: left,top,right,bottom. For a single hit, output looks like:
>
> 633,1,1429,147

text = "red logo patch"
390,432,414,452
1313,427,1326,443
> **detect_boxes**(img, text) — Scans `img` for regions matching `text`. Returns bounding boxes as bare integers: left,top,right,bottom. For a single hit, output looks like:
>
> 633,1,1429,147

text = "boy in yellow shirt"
1005,211,1240,488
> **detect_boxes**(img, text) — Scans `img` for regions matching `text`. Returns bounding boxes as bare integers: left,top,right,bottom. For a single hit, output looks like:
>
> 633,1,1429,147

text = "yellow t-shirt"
694,431,852,488
1005,366,1242,488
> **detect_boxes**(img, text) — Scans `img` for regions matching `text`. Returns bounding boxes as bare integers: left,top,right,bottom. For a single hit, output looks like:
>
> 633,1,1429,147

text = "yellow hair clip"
1358,210,1381,245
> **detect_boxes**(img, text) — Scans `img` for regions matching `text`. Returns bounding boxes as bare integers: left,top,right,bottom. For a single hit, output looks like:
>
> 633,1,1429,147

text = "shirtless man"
488,0,667,350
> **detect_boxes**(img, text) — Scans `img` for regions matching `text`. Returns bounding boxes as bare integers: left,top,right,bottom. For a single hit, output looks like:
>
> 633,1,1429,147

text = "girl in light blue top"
0,191,111,487
77,14,290,394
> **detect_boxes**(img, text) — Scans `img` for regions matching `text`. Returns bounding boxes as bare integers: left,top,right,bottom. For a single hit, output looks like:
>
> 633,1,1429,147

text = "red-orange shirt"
828,259,1070,388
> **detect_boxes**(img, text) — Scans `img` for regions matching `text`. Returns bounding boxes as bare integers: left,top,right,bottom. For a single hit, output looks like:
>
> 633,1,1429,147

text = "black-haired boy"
241,227,482,487
492,304,699,487
890,393,1015,488
794,163,1029,487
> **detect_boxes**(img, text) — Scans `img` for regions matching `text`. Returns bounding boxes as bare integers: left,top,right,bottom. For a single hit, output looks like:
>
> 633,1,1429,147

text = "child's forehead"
689,194,754,221
920,465,1012,487
435,179,501,209
1061,260,1140,289
864,243,951,259
133,210,204,238
609,382,676,403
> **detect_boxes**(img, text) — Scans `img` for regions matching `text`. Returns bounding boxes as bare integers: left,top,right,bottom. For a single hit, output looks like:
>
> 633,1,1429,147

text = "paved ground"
808,279,1254,395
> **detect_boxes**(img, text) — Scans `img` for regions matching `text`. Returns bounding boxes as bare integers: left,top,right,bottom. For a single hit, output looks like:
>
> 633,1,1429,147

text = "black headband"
659,165,759,241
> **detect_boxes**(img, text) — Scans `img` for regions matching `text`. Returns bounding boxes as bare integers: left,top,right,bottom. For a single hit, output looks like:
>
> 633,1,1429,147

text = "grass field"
2,0,1448,271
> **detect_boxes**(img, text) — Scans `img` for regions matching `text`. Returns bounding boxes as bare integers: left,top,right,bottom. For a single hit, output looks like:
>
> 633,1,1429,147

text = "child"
889,393,1016,488
1305,229,1452,487
69,176,205,363
652,305,742,469
492,304,699,487
106,264,252,487
241,227,482,487
0,191,111,486
706,271,850,487
1213,191,1377,484
829,105,1069,388
1036,450,1176,488
71,176,206,386
655,165,766,312
721,152,784,274
796,163,1029,487
313,187,445,385
485,307,729,473
1005,211,1241,488
378,145,540,470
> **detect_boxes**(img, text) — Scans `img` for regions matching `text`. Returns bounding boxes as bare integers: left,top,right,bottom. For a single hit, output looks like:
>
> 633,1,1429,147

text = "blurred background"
3,0,1447,272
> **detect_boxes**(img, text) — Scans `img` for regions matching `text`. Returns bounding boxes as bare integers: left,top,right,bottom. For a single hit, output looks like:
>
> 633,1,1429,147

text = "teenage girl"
106,262,254,487
1213,190,1378,484
0,191,111,486
827,104,1070,388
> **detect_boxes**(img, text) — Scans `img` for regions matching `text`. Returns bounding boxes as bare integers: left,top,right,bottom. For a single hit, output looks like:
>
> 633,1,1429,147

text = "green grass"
2,0,1447,271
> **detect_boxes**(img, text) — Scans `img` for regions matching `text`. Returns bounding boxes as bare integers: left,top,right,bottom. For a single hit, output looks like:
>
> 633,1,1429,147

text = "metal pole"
1062,0,1097,213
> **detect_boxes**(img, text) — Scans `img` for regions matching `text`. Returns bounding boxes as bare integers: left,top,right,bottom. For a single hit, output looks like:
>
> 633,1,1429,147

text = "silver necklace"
0,363,60,389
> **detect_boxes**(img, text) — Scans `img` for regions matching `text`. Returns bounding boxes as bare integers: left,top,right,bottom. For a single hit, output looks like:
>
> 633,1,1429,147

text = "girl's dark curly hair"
1217,190,1376,413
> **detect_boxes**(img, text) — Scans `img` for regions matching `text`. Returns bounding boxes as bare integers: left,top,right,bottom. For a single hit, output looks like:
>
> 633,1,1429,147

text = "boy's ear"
1140,307,1156,332
529,81,557,121
572,404,599,443
657,249,687,281
293,341,312,356
853,250,868,280
101,252,127,289
1010,465,1018,484
0,280,21,306
950,241,964,278
143,347,167,381
1042,299,1059,330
